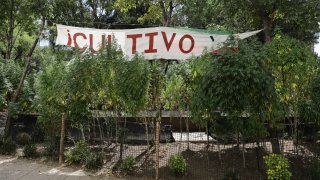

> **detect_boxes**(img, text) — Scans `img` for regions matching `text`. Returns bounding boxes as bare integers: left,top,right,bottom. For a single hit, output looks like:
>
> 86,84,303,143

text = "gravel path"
0,155,117,180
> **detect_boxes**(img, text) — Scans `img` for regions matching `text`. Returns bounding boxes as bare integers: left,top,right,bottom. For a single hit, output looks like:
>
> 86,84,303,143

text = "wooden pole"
155,110,161,180
59,113,66,164
206,123,209,149
186,117,190,150
145,117,150,157
242,142,246,168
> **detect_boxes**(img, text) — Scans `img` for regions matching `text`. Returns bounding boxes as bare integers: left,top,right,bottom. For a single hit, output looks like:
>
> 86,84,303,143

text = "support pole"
155,110,161,180
59,113,65,164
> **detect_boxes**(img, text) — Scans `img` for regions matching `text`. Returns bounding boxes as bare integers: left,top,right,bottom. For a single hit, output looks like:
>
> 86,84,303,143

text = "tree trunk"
159,0,174,27
218,141,221,163
5,0,15,61
80,124,85,140
98,118,103,145
293,116,299,154
144,117,150,157
269,127,281,154
155,110,161,180
255,140,261,175
115,116,118,144
262,15,273,43
186,117,190,150
4,16,45,137
96,110,103,146
237,132,240,150
59,113,66,164
179,114,182,152
120,117,127,162
242,142,246,168
206,123,209,148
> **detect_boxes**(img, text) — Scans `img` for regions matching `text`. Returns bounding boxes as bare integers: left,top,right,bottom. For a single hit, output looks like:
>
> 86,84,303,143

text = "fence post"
155,109,161,180
59,113,65,164
186,117,190,150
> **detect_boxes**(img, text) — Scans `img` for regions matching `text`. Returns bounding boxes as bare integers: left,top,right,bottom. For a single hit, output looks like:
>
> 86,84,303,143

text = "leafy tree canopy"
190,39,276,135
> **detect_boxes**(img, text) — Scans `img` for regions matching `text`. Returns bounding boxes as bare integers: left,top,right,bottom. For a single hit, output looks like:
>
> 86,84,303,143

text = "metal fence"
69,115,319,180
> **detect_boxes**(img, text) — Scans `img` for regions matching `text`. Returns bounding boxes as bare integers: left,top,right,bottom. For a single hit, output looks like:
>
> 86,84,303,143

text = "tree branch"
12,16,46,103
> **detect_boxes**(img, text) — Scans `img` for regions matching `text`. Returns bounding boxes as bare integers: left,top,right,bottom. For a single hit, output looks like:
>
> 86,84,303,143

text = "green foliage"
298,99,320,128
114,55,151,114
190,39,275,136
0,0,51,60
218,0,320,43
65,140,91,164
36,42,152,154
162,61,192,111
168,154,188,177
35,56,68,140
0,138,17,155
84,152,104,170
36,42,135,140
162,73,184,110
65,54,97,130
120,156,136,175
114,0,164,25
266,34,318,126
15,132,32,146
50,0,115,29
298,74,320,141
148,61,166,110
310,75,320,108
299,75,320,127
23,144,38,158
264,154,292,180
0,48,45,114
177,0,218,28
0,59,22,110
65,140,104,169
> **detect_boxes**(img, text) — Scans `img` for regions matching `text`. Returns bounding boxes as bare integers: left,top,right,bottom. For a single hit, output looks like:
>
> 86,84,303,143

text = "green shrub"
168,154,188,177
308,158,320,180
84,152,104,170
16,132,31,145
121,156,135,175
65,140,90,164
0,138,17,155
23,144,38,158
264,154,292,180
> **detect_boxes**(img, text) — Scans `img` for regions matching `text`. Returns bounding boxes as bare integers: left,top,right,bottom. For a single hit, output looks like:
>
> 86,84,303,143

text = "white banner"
56,24,262,60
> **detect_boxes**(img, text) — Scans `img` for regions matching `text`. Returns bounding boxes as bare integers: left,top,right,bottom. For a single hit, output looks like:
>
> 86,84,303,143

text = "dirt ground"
92,140,315,180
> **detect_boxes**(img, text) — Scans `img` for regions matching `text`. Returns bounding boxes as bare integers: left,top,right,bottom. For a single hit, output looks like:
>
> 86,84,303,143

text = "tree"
1,0,51,137
190,39,276,142
113,55,151,161
115,0,178,26
50,0,117,29
0,0,50,61
35,55,69,153
162,61,192,149
298,75,320,138
176,0,218,28
114,55,151,115
217,0,320,44
265,33,319,152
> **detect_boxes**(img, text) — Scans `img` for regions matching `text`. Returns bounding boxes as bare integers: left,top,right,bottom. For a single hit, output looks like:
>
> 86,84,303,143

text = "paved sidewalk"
0,156,114,180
